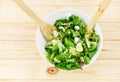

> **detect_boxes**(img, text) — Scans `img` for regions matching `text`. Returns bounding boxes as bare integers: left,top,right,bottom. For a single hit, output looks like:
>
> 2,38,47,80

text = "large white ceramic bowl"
36,9,103,69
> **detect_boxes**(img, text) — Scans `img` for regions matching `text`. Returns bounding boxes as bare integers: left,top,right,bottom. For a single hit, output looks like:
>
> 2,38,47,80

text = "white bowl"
36,9,103,69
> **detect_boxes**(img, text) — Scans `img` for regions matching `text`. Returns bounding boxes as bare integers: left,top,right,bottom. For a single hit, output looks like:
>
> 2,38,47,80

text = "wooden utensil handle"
13,0,43,26
87,0,111,31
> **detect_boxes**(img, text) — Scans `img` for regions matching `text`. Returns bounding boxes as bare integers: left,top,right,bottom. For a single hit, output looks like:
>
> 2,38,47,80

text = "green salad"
45,15,100,70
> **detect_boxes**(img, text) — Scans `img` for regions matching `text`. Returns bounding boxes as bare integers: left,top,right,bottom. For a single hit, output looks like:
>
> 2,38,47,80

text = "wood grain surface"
0,0,120,82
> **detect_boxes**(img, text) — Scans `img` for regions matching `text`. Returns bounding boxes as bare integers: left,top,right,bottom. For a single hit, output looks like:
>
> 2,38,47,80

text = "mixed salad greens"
45,15,100,70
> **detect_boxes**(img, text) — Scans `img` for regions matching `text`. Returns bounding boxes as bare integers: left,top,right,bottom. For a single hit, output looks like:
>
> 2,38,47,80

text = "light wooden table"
0,0,120,82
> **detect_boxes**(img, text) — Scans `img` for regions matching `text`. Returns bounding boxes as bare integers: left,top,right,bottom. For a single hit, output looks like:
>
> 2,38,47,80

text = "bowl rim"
36,8,103,69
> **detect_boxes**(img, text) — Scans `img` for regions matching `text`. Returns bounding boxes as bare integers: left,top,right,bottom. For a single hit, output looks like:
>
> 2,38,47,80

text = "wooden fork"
13,0,56,41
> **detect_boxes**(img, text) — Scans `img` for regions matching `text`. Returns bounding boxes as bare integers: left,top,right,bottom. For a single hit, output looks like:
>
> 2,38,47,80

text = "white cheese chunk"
76,42,83,52
74,37,80,44
74,26,80,30
53,31,58,37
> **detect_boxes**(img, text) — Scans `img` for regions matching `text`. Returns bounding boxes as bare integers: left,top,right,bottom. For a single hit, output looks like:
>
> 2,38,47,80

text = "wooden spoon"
87,0,111,33
13,0,56,41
